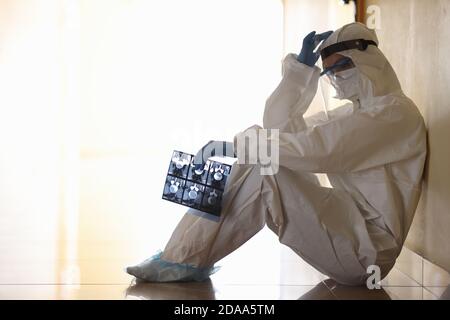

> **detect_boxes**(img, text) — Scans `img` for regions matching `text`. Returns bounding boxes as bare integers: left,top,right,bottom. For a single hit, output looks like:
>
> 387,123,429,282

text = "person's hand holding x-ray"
193,140,236,172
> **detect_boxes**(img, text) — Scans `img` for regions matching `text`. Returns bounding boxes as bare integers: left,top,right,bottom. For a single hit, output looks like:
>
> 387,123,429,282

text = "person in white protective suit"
126,22,427,286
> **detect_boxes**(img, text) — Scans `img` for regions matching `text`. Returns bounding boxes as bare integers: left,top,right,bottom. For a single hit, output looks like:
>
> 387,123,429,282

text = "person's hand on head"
297,30,333,67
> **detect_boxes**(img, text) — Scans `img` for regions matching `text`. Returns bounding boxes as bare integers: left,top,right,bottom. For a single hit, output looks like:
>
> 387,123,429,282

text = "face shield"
318,39,378,118
319,56,357,118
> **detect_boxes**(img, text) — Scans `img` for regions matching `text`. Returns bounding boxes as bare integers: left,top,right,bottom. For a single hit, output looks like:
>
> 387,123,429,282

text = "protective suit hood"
319,22,403,108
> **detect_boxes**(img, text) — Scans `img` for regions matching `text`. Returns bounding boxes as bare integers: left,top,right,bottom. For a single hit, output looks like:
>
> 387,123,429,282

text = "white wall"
78,0,284,156
0,0,286,286
365,0,450,273
0,0,64,286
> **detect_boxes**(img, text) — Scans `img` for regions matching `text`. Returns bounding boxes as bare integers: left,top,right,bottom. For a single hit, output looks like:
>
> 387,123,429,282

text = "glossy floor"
0,156,449,300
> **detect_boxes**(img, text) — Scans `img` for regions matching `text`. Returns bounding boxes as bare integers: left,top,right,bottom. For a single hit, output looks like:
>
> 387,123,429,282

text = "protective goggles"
320,57,355,77
320,38,378,60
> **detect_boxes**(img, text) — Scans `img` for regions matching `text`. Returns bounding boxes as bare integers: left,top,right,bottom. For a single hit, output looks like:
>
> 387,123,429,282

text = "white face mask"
329,68,359,100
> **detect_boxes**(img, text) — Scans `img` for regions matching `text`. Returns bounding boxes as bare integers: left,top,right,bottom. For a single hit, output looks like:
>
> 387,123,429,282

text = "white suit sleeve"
236,104,425,173
263,53,321,132
272,104,426,173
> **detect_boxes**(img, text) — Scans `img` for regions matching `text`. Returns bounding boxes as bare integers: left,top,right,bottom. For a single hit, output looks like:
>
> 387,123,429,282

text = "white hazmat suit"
127,23,427,285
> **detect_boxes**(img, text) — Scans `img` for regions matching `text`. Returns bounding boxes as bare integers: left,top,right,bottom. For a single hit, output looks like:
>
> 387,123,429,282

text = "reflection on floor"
0,156,449,300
